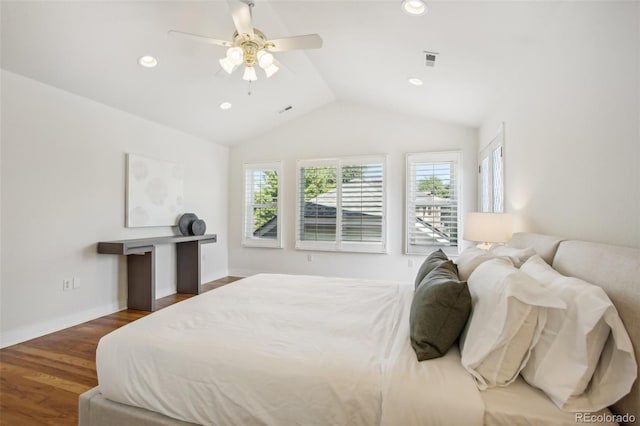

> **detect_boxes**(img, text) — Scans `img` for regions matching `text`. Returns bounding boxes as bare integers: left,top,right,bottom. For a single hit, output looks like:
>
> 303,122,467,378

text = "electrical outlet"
307,254,313,262
62,279,72,291
408,259,414,267
73,277,81,289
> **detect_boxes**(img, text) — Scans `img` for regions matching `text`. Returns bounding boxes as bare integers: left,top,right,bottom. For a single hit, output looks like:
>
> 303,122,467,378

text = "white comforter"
97,274,483,426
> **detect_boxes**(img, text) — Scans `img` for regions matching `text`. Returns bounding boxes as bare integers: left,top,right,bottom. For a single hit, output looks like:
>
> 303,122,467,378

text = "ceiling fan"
169,0,323,82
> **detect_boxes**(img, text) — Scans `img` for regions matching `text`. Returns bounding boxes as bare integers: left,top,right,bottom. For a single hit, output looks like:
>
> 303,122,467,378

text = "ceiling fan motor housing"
233,29,271,67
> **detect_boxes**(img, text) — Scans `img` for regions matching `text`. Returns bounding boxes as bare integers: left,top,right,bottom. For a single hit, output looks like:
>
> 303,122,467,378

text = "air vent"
424,51,439,67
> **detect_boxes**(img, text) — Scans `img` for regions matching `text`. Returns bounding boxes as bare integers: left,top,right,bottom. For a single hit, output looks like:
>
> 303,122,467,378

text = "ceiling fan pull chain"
248,80,252,96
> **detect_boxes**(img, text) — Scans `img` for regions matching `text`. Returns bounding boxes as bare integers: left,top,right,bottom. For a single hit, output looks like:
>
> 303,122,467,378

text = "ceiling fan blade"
266,34,323,52
168,30,233,47
228,0,254,39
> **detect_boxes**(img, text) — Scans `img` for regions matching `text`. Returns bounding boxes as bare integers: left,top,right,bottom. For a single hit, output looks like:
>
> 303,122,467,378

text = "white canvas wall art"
126,154,184,227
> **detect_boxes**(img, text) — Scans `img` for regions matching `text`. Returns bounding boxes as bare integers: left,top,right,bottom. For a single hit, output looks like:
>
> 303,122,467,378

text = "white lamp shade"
463,212,513,243
242,66,257,82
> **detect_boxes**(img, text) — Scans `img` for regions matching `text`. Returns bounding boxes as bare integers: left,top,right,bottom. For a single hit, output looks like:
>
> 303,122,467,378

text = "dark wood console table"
98,234,217,311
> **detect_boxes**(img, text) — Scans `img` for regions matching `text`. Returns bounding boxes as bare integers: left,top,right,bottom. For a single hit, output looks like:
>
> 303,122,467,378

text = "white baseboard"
0,300,127,349
203,269,231,282
1,272,234,349
228,269,255,278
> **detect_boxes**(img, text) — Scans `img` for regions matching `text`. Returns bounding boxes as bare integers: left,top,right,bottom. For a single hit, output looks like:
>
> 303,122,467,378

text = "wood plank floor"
0,277,242,426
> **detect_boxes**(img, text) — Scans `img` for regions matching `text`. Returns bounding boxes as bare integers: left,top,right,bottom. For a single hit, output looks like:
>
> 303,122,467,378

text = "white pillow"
489,245,536,267
455,245,536,281
455,247,495,281
460,258,565,389
520,255,637,412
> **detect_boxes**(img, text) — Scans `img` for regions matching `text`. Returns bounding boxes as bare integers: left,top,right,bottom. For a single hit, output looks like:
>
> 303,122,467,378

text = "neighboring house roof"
413,191,456,207
253,180,382,237
253,217,278,239
413,217,454,243
302,201,338,218
309,179,383,216
253,182,456,239
253,199,375,237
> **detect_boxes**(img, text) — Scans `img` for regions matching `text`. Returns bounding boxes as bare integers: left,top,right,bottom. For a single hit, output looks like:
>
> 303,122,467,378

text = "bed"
80,233,640,425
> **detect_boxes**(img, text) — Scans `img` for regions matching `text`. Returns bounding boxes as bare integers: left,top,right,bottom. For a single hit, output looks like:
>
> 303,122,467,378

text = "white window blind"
406,151,462,255
481,156,490,212
298,164,337,243
341,162,384,244
242,162,282,248
479,123,505,213
296,156,386,253
492,145,504,212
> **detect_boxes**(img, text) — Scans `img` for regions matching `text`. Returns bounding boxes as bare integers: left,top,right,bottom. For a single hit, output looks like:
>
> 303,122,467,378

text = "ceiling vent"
424,51,439,67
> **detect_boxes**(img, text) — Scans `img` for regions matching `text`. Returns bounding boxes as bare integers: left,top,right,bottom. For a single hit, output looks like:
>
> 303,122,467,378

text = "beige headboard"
553,239,640,422
507,232,564,264
511,232,640,422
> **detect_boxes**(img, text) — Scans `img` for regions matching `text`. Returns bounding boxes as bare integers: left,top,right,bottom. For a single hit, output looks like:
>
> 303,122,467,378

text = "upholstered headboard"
507,232,564,265
510,232,640,422
553,239,640,422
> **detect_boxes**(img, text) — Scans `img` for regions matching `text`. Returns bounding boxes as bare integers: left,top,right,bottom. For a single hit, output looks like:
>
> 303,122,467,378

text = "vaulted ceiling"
1,1,564,145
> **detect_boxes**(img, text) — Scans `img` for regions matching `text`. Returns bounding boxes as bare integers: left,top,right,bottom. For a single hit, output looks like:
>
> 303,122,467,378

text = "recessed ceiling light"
408,77,424,86
219,102,232,110
401,0,428,16
138,56,158,68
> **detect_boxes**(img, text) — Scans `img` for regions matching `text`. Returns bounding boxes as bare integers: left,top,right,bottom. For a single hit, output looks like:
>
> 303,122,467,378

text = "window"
242,162,282,248
479,123,504,212
406,151,462,255
296,156,386,253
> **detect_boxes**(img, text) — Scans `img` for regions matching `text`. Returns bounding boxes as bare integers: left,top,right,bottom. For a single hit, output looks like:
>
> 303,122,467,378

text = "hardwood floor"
0,277,242,426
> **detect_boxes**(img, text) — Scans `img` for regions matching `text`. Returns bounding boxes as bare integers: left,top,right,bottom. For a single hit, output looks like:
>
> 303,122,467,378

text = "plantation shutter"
296,157,386,253
340,161,384,244
297,162,338,244
479,123,505,213
480,156,490,212
492,145,504,212
406,152,462,255
242,162,282,248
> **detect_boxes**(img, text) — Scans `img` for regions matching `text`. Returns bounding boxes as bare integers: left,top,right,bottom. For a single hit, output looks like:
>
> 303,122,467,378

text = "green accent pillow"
410,260,471,361
414,249,450,289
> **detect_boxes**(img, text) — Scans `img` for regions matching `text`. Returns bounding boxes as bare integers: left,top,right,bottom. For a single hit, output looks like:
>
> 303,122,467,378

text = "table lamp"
463,212,513,250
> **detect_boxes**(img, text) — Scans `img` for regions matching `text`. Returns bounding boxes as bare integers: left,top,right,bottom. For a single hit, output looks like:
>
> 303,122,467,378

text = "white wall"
480,1,640,247
0,70,229,347
228,101,477,282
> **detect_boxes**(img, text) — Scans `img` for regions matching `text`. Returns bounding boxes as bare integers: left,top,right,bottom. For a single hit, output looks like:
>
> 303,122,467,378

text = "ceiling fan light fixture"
169,1,323,87
257,50,274,69
227,47,245,65
401,0,427,16
264,63,279,78
243,66,258,82
219,57,236,74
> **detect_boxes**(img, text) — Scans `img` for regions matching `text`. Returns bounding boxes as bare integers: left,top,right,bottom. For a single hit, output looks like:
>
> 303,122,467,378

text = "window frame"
479,122,505,213
295,156,387,254
405,151,463,256
242,161,283,249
